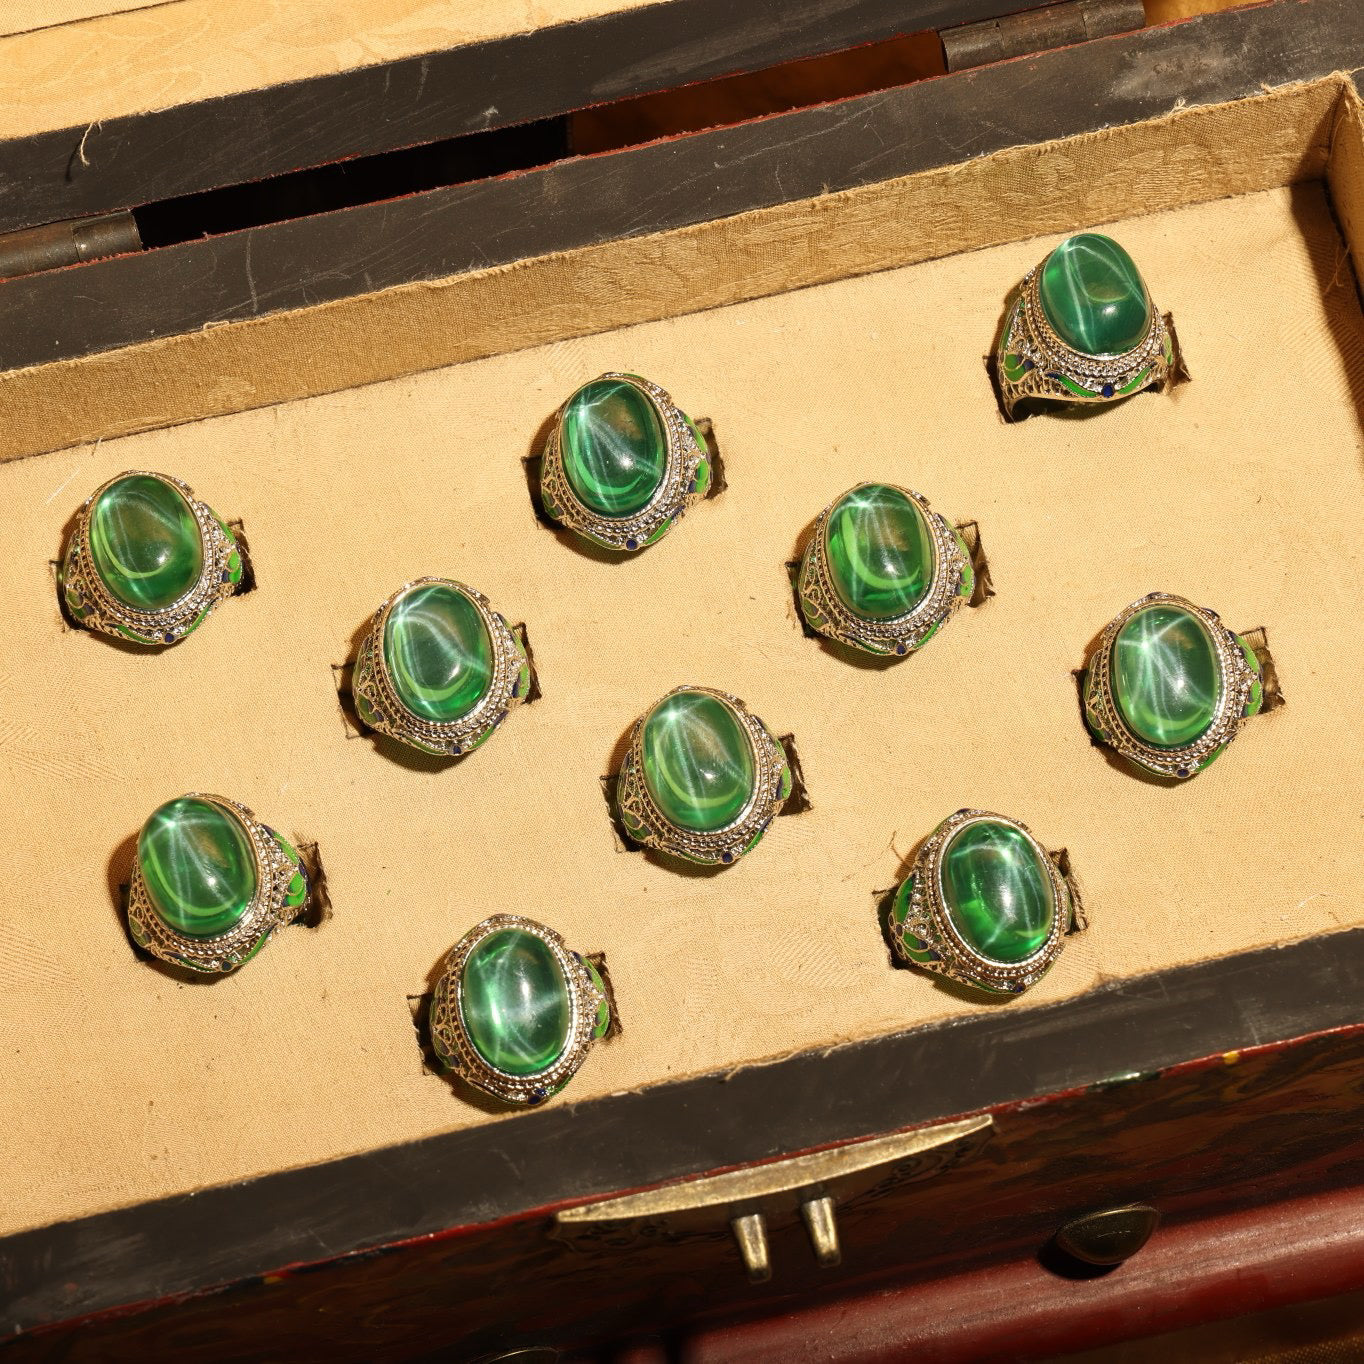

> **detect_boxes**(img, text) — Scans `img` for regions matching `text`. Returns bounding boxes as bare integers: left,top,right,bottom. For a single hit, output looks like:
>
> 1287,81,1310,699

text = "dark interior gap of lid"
132,31,945,250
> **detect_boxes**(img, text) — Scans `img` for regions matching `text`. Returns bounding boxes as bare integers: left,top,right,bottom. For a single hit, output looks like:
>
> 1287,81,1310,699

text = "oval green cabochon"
382,581,494,724
1111,602,1220,749
137,796,258,939
560,378,668,519
1039,233,1151,356
641,690,756,834
460,928,571,1076
940,818,1054,965
824,483,934,621
89,473,204,611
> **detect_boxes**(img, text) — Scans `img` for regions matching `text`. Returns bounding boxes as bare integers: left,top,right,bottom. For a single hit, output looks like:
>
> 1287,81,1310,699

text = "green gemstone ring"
798,482,974,656
997,232,1174,419
615,685,793,866
127,793,311,974
352,577,533,758
60,470,245,646
890,809,1078,996
1083,592,1265,780
430,914,611,1105
539,372,711,552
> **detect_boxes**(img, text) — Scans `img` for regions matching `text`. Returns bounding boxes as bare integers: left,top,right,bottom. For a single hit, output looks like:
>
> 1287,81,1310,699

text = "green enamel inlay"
940,819,1054,965
1039,233,1152,357
582,958,611,1039
238,931,273,966
560,377,667,518
892,875,936,963
640,690,756,834
1111,603,1220,749
891,876,913,927
88,473,204,611
954,531,975,600
1239,637,1264,718
1116,366,1153,396
686,417,708,454
824,483,933,621
1057,374,1099,398
382,581,493,725
693,457,712,498
137,796,258,939
1002,353,1027,383
460,928,571,1077
270,831,308,910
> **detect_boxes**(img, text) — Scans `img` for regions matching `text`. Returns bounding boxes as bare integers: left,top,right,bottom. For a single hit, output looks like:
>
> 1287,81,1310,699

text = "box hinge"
0,210,141,282
941,0,1145,72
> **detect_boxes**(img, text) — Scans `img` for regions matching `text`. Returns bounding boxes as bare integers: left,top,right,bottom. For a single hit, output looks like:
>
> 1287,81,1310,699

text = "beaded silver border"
126,794,306,974
61,469,240,645
1084,592,1261,780
615,685,790,867
891,809,1073,996
797,483,972,656
430,914,606,1105
352,577,529,757
540,372,708,551
997,253,1173,419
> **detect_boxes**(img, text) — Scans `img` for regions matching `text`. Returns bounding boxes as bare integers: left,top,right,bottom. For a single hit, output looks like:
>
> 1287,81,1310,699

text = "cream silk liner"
0,0,662,134
0,1,1254,134
1,174,1362,1233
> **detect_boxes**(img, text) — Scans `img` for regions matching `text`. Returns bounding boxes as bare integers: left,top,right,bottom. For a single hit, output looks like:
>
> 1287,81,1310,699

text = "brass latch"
554,1114,992,1283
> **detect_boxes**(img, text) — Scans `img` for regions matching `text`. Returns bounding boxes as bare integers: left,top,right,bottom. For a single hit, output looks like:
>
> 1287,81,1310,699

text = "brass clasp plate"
553,1114,993,1283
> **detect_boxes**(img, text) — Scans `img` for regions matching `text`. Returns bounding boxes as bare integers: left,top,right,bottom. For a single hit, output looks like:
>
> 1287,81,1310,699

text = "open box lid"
0,0,1347,465
0,0,1133,237
4,0,1364,1351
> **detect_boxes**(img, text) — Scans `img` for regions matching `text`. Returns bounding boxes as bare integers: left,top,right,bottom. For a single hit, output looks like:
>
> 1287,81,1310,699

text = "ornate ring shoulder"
430,914,608,1106
127,794,309,974
540,372,709,552
62,470,242,646
352,576,531,757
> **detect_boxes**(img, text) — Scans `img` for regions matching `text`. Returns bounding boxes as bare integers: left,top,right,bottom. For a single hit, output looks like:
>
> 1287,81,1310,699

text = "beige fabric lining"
0,1,1258,130
0,76,1344,467
0,0,663,136
0,0,178,38
0,173,1362,1235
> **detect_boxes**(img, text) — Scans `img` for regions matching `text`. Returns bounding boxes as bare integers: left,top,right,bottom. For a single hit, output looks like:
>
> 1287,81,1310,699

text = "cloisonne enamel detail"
351,577,533,758
539,372,711,552
60,470,244,646
996,233,1174,420
127,793,310,974
615,685,793,867
1083,592,1265,780
798,482,974,656
890,809,1077,997
429,914,610,1106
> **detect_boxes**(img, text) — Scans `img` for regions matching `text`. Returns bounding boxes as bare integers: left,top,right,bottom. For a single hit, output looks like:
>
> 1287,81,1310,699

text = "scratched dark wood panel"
1,0,1357,373
7,1020,1364,1360
0,0,1045,236
7,923,1364,1347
